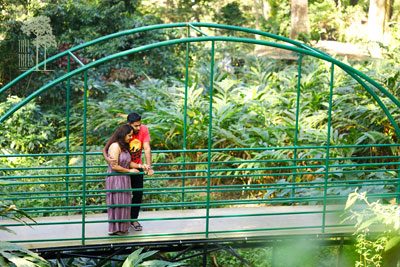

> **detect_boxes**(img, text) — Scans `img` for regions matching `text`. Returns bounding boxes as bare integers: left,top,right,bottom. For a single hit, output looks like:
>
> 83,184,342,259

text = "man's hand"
142,164,154,176
107,156,117,168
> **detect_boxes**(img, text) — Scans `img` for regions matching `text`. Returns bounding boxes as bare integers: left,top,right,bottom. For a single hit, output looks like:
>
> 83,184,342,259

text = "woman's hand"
129,168,140,173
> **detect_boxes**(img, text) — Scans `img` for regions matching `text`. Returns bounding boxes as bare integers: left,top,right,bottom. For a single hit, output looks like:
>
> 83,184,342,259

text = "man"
103,112,154,231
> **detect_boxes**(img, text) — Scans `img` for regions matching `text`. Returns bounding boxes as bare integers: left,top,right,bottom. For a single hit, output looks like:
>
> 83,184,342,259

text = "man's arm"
143,142,154,176
103,139,114,165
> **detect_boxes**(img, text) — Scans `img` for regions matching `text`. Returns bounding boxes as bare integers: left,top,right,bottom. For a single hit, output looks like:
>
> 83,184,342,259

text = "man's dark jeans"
130,171,143,220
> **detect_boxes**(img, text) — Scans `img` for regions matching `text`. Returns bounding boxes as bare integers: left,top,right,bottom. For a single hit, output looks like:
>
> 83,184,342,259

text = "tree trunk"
367,0,390,57
254,0,260,39
367,0,390,43
290,0,310,40
260,0,265,19
263,0,271,19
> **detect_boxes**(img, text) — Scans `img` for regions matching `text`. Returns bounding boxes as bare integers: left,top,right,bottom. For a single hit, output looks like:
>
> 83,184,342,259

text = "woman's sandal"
131,221,142,231
108,231,128,236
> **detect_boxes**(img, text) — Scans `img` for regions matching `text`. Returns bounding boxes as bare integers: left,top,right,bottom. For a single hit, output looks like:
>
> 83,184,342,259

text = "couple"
103,112,154,236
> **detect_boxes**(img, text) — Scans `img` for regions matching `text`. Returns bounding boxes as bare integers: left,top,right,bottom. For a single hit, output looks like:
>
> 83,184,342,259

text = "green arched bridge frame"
1,23,400,247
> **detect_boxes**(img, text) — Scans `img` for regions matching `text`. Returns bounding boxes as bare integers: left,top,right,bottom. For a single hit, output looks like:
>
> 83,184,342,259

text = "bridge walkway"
1,205,354,250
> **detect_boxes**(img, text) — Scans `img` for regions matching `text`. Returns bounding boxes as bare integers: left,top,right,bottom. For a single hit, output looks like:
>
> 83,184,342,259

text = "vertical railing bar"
292,53,303,199
65,54,71,215
322,63,335,233
206,41,215,238
181,26,190,208
397,157,400,204
81,70,88,245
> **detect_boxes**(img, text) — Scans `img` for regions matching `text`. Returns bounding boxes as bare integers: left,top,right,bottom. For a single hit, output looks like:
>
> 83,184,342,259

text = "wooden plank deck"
0,205,356,250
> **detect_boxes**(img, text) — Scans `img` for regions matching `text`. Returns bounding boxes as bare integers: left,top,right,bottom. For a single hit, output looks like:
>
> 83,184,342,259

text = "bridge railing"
1,144,399,246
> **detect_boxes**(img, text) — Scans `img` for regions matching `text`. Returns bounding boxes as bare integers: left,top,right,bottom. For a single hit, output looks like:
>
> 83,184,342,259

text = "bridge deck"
1,205,355,250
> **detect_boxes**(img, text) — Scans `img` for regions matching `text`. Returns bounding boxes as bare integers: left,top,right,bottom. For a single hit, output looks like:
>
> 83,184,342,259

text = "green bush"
0,96,56,154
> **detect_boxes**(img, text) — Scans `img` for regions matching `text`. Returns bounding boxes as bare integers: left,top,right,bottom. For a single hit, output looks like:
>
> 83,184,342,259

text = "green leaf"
264,190,274,198
0,250,44,267
0,241,47,264
0,225,15,234
140,259,183,266
357,217,378,231
0,256,8,267
123,248,159,267
344,193,358,210
384,236,400,252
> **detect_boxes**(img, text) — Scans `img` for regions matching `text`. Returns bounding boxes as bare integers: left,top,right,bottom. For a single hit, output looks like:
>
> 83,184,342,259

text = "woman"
105,124,140,235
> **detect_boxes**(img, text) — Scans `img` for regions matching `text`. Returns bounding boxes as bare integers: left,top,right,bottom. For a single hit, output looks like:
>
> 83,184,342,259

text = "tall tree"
367,0,391,58
253,0,271,38
367,0,391,43
290,0,310,39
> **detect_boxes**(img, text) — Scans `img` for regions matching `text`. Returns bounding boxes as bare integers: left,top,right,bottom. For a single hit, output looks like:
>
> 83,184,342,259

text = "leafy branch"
343,190,400,266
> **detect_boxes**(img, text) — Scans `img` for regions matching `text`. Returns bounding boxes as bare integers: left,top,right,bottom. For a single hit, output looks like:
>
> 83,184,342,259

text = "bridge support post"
271,243,276,267
336,236,344,267
202,243,208,267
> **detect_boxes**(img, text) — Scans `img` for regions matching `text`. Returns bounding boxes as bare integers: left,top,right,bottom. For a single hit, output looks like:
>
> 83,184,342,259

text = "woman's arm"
108,143,139,173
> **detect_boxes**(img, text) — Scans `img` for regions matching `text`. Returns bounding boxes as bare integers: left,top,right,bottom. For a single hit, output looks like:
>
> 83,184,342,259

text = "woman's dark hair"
104,124,133,153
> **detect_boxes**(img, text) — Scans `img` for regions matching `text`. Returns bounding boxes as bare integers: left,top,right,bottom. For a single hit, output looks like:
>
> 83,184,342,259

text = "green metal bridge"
1,23,400,265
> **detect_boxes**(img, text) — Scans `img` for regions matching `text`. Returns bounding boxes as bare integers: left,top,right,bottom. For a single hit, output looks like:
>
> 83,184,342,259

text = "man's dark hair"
127,112,141,123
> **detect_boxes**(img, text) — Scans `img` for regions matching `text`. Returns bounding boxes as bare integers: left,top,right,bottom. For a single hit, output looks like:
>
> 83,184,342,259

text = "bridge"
1,23,399,265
